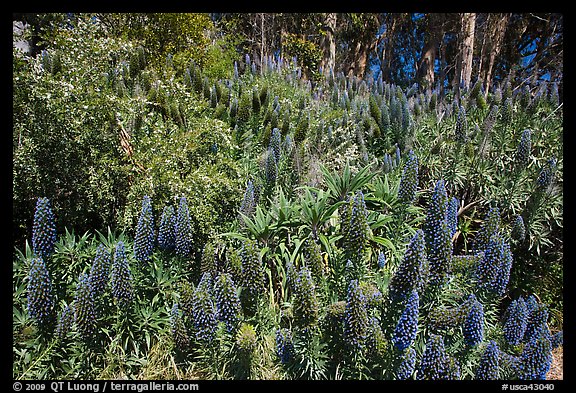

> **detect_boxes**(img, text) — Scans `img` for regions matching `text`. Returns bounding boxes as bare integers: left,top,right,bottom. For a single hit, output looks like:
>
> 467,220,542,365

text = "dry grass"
547,346,563,380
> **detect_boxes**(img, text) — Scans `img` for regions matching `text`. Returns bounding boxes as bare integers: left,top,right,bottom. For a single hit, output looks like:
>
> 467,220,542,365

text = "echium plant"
293,265,320,329
74,273,97,341
446,197,459,239
342,191,369,273
463,294,484,347
475,340,500,380
276,328,295,364
170,303,190,351
517,334,552,380
32,197,57,259
343,279,368,354
417,333,449,380
158,205,176,251
396,347,416,380
239,180,256,223
213,272,242,334
89,243,111,297
55,303,74,340
523,303,549,344
397,150,419,205
269,127,281,164
503,297,529,346
239,239,264,313
388,229,428,301
111,241,133,306
472,205,500,254
265,148,278,188
134,195,155,263
27,256,55,328
536,157,557,192
174,197,192,257
392,290,419,351
190,285,218,345
515,129,532,170
455,105,468,143
423,179,453,286
475,233,512,295
511,215,526,242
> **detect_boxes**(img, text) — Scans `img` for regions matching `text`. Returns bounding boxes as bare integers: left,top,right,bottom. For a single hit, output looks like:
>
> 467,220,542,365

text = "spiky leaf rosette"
515,129,532,169
423,179,453,286
472,206,500,253
89,243,111,297
446,197,459,238
475,340,500,380
396,347,416,380
213,272,242,334
417,334,449,380
293,265,320,329
190,286,218,344
344,279,368,354
517,334,552,380
175,196,192,257
170,303,190,351
32,197,57,259
55,303,74,340
393,290,419,351
502,297,528,346
276,328,295,364
111,241,133,306
463,295,485,347
392,229,428,300
239,239,264,312
397,150,419,205
27,256,55,327
158,205,176,250
74,273,97,341
511,215,526,242
134,195,155,263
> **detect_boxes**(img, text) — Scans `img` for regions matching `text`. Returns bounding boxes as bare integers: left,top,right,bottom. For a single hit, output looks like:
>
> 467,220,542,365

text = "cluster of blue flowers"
265,148,278,186
475,233,513,295
74,273,97,340
536,157,557,191
213,272,242,334
190,285,218,344
463,294,484,347
170,303,190,350
389,229,428,300
89,243,111,297
472,205,501,254
446,197,459,238
417,334,448,380
515,129,532,169
475,340,500,380
455,105,468,143
32,197,57,259
27,256,54,327
392,290,419,351
423,179,453,285
511,214,526,242
240,239,264,310
503,297,529,346
158,205,176,250
397,150,419,205
344,279,368,353
396,347,416,380
269,127,281,165
293,265,319,329
55,303,74,340
343,191,369,265
111,241,133,305
275,328,295,364
134,195,155,263
377,251,386,270
239,180,256,223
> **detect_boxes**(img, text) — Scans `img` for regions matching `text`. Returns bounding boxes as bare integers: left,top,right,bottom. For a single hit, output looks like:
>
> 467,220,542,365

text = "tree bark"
484,13,510,97
417,13,445,89
320,13,337,76
460,13,476,90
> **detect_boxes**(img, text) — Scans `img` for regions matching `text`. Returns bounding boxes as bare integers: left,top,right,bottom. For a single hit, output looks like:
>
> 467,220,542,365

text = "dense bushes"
13,14,562,380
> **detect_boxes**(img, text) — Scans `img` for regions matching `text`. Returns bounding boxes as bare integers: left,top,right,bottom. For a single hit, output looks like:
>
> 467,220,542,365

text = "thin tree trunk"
320,13,337,75
484,13,510,97
460,13,476,90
